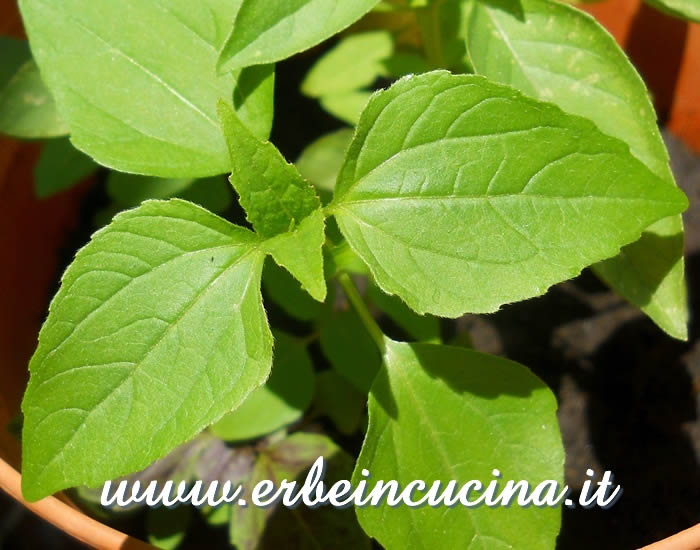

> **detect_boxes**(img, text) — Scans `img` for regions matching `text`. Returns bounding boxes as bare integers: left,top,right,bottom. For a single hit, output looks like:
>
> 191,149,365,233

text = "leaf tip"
19,456,51,503
307,280,328,303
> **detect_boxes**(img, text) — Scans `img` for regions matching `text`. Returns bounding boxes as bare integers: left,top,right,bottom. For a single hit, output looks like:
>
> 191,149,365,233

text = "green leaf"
231,432,370,550
301,30,430,126
331,71,688,316
210,331,314,442
594,216,687,339
35,138,97,198
325,239,370,278
468,0,674,206
320,309,381,393
645,0,700,21
469,0,672,192
218,101,320,237
261,209,327,302
233,64,276,141
262,259,323,321
18,0,271,176
302,31,394,98
468,0,688,339
21,199,273,501
354,339,564,549
218,0,382,72
314,370,366,435
367,283,440,342
321,91,373,125
0,37,68,138
219,102,327,301
296,128,354,195
107,173,233,214
146,505,192,550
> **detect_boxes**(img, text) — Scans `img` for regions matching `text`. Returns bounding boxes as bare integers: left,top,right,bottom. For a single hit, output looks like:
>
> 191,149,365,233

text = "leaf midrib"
340,194,681,206
338,127,607,201
387,346,485,543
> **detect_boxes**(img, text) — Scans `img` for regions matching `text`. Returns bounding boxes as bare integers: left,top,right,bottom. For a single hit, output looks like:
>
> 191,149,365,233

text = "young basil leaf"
18,0,271,177
218,0,383,72
260,209,327,302
331,71,688,316
218,101,320,238
320,310,382,393
301,31,431,126
296,128,354,195
325,240,371,278
468,0,688,339
210,331,315,442
231,432,370,550
321,91,374,125
645,0,700,22
0,37,68,138
218,101,327,301
34,138,97,198
21,199,273,501
354,339,563,549
302,31,394,98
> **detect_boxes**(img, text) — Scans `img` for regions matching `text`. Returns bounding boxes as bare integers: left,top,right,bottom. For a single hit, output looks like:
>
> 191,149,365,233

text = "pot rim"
0,457,155,550
640,522,700,550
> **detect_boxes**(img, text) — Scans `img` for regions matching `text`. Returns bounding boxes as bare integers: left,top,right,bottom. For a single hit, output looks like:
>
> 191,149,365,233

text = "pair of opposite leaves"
22,70,686,499
17,1,689,548
17,0,691,341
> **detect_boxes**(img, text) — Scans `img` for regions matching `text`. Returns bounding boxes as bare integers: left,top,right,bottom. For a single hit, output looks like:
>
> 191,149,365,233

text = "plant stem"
337,272,386,354
299,331,320,347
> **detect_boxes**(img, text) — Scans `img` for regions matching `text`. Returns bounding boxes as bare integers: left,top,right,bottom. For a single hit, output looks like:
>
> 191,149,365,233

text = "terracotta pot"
641,522,700,550
0,137,157,549
0,4,153,549
581,0,700,153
